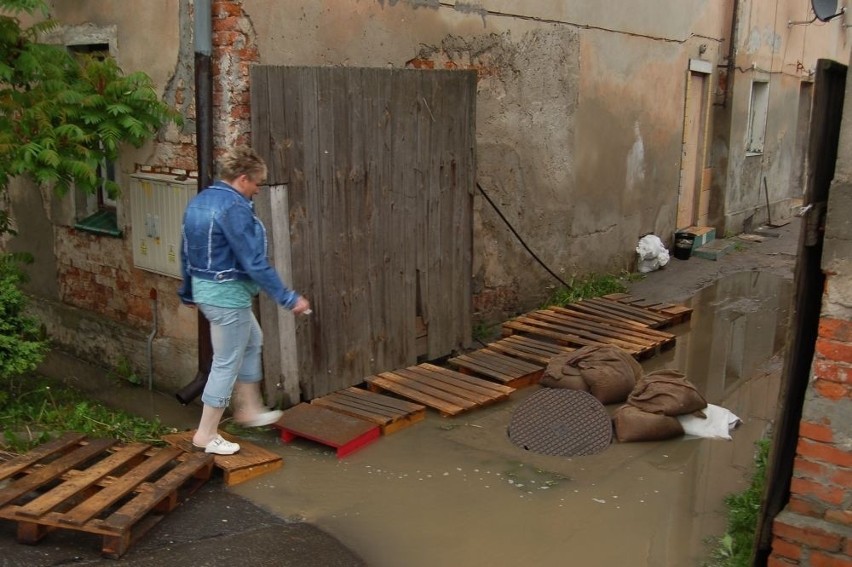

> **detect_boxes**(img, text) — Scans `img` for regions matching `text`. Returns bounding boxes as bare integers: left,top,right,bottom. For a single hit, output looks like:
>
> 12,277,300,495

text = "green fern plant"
0,0,181,219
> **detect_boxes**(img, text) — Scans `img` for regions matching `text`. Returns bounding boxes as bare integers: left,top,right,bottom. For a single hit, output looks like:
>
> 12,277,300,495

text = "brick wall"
767,98,852,563
768,316,852,565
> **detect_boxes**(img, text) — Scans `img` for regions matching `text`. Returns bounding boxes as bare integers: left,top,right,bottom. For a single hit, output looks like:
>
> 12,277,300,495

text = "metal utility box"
129,173,196,279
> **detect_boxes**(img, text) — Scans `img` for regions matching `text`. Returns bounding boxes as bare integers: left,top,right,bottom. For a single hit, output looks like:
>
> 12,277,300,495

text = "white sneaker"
193,434,240,455
236,409,284,428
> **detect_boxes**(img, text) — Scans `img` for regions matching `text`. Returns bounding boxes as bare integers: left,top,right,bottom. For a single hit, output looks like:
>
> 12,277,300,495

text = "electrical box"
129,173,196,279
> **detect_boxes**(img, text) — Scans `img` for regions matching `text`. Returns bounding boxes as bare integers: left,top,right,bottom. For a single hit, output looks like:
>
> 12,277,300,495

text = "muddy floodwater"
54,270,792,566
226,271,790,567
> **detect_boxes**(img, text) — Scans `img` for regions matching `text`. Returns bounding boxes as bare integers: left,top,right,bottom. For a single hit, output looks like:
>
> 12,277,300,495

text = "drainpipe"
718,0,739,108
146,288,158,391
175,0,214,405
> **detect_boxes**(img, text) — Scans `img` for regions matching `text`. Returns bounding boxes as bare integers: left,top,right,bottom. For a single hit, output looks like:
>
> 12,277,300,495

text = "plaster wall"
718,0,850,233
245,0,729,317
6,0,847,392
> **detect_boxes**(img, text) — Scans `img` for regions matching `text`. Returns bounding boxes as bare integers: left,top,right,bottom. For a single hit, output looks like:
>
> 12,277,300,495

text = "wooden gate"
251,66,476,402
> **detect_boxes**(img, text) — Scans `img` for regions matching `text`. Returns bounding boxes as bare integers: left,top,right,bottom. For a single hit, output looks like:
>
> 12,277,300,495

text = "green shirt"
192,277,260,308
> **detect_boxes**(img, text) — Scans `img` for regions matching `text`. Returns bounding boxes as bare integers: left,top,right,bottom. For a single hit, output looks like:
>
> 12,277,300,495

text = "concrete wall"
2,0,847,396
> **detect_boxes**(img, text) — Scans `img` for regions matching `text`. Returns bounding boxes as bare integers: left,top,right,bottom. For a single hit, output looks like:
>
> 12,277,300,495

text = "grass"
543,272,638,308
0,372,173,454
706,438,771,566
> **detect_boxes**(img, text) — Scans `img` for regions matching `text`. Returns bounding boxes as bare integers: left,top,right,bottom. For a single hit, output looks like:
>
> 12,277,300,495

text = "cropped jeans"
197,304,263,408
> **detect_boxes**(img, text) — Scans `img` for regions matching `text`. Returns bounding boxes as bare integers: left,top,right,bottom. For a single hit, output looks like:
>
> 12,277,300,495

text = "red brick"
814,360,852,384
788,495,827,518
813,379,852,401
800,421,835,443
811,551,852,567
790,478,846,506
816,338,852,364
768,553,799,566
825,509,852,526
773,517,843,551
829,468,852,487
819,318,852,342
846,538,852,556
794,456,829,479
798,439,852,468
773,537,804,560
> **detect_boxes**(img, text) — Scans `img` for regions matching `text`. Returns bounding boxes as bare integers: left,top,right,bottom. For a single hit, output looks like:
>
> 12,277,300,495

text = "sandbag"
627,369,707,416
541,345,642,404
540,352,589,391
612,404,684,442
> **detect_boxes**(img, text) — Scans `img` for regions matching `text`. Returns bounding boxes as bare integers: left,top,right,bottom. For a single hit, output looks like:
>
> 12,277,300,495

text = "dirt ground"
32,219,800,566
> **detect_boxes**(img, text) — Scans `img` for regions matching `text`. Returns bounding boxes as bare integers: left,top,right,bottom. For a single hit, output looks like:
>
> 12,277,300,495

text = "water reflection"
644,270,793,405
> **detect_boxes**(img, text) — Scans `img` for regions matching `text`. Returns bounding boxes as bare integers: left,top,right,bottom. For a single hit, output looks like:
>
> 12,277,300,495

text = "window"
68,44,122,237
746,80,770,154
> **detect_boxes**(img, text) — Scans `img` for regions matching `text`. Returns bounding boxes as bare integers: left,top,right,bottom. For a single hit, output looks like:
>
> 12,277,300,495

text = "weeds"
706,438,771,566
543,272,636,308
0,373,172,453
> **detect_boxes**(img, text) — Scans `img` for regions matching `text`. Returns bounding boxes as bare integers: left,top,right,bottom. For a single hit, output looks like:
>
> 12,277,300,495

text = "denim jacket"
178,180,299,309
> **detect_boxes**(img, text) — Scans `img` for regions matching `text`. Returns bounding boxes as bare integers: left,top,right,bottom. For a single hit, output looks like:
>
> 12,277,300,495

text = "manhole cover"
507,389,612,457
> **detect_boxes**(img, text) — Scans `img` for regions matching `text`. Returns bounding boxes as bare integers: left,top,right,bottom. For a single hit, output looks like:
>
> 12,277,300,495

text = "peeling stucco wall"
4,0,849,391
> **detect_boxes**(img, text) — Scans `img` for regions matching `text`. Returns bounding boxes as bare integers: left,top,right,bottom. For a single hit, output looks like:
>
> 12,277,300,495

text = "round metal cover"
508,389,612,457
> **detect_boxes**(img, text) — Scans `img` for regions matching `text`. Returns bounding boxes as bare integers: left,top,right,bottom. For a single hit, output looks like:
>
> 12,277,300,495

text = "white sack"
677,404,742,440
635,234,670,273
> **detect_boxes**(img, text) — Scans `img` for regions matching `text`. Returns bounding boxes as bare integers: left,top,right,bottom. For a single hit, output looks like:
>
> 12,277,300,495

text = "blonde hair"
218,146,268,183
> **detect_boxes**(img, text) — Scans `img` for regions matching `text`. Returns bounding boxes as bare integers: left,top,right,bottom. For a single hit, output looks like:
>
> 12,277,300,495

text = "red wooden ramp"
311,387,426,435
274,403,380,458
364,363,514,416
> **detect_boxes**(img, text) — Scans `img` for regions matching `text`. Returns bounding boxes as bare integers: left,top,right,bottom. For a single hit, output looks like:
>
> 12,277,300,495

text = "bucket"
673,232,695,260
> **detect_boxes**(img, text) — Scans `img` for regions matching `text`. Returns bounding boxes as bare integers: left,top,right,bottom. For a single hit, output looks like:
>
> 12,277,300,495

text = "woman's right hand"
291,296,311,315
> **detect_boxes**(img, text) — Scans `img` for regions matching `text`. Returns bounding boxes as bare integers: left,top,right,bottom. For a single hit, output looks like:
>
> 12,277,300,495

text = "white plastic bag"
635,234,670,273
678,404,742,440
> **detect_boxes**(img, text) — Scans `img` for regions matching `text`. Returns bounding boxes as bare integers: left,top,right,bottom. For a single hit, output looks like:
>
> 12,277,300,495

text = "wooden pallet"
601,293,693,326
0,432,213,559
274,403,381,458
502,307,675,359
161,430,283,486
483,335,576,366
448,349,544,388
559,297,671,329
311,387,426,435
364,363,515,416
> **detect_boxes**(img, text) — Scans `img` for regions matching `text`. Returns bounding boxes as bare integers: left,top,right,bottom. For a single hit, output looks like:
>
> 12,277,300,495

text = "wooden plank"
548,306,676,340
0,438,117,509
0,437,214,559
535,310,664,347
59,446,183,527
15,443,151,519
523,312,657,350
416,363,515,396
100,452,214,532
0,432,87,482
393,368,495,405
503,318,641,354
311,395,425,435
161,431,283,486
365,374,468,416
557,301,659,329
583,298,668,325
275,403,380,458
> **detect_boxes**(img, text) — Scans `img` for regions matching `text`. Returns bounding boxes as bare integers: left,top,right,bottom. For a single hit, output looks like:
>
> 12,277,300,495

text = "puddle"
45,271,792,566
229,271,793,567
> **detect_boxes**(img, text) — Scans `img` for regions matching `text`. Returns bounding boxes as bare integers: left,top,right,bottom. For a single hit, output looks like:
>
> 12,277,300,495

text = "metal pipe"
176,0,214,405
146,288,158,391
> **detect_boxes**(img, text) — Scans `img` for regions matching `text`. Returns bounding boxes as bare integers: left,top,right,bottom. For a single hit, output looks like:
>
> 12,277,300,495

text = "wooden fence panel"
252,66,475,401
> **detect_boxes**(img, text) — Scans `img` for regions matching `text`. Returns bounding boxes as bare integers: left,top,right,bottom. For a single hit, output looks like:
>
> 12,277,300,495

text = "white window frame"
746,78,770,155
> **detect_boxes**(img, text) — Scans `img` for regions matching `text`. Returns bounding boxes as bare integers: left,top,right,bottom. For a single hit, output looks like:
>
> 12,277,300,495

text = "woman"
179,147,310,455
